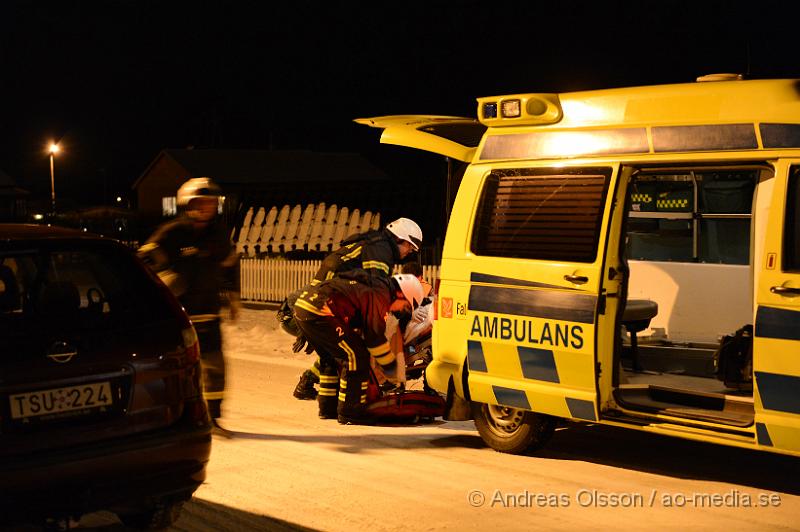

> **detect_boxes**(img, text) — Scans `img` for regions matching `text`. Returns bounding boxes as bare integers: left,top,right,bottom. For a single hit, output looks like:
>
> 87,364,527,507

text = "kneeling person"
293,272,423,425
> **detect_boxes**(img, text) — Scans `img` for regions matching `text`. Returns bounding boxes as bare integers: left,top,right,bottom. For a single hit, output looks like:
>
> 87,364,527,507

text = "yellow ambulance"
357,75,800,457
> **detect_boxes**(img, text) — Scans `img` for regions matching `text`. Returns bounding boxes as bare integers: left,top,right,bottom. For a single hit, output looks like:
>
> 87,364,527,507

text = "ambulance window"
471,167,612,262
626,169,756,264
784,167,800,271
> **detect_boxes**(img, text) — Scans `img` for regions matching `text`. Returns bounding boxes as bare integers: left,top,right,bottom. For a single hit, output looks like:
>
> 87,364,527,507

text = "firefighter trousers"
294,307,370,418
193,315,226,419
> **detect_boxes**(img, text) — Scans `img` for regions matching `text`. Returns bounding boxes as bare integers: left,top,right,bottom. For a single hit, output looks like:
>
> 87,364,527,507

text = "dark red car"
0,224,212,528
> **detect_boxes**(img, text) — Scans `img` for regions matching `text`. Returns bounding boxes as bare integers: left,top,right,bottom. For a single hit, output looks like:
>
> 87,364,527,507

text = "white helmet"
386,218,422,251
392,273,424,309
177,177,222,207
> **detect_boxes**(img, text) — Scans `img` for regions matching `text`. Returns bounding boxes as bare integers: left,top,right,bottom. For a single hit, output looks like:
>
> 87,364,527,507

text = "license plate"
9,382,113,420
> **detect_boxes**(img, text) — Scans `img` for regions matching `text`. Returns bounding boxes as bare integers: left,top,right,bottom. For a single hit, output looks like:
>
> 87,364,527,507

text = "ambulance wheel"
471,402,556,454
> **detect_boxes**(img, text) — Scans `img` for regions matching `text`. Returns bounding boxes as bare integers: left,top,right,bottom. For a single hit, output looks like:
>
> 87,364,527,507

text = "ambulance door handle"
564,274,589,285
770,286,800,296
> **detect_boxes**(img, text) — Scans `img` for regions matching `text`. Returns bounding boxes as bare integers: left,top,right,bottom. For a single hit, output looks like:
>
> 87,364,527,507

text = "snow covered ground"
61,307,800,531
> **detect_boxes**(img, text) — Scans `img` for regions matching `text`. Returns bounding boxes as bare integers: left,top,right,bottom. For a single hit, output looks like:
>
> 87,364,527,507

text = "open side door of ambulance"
354,115,485,163
754,159,800,455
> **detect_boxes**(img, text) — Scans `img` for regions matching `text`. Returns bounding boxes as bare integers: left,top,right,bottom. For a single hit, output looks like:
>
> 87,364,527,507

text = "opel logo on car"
47,341,78,363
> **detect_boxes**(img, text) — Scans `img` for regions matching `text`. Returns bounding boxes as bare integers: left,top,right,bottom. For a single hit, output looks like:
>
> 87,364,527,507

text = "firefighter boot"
317,372,339,419
293,369,319,400
337,376,375,425
318,395,338,419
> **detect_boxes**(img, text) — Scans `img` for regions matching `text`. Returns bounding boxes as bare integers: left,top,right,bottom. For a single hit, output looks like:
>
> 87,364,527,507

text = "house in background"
132,149,400,231
0,168,28,222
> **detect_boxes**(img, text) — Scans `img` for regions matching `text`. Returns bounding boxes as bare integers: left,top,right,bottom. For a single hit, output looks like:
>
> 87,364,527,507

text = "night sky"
2,0,798,208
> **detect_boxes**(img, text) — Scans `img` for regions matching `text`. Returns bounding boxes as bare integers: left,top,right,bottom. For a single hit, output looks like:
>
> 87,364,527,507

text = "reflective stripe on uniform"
339,340,357,371
319,373,338,397
294,299,333,316
363,260,390,275
342,245,362,261
368,342,395,366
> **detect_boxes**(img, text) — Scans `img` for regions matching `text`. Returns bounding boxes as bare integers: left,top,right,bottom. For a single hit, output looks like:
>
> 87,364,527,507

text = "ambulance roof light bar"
478,93,563,127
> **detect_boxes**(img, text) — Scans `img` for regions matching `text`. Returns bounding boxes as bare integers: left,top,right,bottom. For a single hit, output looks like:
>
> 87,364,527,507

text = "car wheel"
471,401,556,454
119,501,184,530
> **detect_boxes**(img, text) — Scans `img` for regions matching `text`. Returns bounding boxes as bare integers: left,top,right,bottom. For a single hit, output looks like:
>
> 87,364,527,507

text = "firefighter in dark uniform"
283,218,423,399
293,271,424,424
138,177,239,436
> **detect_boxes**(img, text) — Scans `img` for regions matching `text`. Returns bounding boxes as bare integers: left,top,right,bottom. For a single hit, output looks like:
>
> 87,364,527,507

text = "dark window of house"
471,167,612,262
785,167,800,271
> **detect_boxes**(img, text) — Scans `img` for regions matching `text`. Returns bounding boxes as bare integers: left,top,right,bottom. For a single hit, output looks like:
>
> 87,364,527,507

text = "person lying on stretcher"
374,262,434,391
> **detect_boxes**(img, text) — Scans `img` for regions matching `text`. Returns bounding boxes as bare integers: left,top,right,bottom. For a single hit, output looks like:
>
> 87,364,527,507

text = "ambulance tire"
471,402,556,454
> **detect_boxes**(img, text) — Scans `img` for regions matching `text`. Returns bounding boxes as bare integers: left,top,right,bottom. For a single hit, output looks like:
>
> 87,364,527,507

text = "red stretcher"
366,333,446,422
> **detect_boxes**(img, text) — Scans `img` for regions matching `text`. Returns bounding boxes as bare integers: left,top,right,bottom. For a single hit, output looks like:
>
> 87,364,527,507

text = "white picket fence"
240,257,440,302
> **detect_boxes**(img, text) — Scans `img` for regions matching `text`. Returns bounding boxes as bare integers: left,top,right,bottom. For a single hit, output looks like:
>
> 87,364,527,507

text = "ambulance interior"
613,164,772,427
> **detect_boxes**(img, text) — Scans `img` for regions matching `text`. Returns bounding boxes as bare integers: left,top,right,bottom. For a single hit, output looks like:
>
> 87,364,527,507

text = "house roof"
0,168,16,187
0,168,28,196
133,149,390,189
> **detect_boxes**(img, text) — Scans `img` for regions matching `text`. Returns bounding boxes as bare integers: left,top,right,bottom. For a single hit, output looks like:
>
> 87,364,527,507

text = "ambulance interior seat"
621,299,658,371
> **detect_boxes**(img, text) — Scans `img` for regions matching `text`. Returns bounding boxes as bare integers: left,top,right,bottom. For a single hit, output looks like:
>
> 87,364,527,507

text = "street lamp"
48,142,60,213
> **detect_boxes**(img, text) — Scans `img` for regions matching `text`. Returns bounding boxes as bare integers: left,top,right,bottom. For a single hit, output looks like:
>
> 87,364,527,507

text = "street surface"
57,308,800,530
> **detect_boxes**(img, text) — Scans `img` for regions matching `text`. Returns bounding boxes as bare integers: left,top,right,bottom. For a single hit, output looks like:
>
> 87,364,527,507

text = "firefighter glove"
292,333,315,355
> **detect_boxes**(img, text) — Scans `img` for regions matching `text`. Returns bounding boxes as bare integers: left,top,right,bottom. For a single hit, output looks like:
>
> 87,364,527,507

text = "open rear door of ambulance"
754,159,800,456
354,115,486,163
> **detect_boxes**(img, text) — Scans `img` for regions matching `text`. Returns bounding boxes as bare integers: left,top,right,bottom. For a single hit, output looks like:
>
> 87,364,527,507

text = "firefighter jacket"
311,229,400,285
295,270,397,370
138,215,237,316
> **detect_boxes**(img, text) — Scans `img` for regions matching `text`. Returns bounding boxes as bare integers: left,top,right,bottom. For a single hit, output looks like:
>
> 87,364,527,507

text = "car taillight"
185,397,210,425
182,326,201,364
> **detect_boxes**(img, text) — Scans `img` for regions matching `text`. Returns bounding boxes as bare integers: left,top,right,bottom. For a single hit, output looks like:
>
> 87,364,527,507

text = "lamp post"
48,143,59,213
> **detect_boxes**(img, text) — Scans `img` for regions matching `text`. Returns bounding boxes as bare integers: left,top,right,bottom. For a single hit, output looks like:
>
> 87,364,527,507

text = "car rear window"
0,240,174,336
